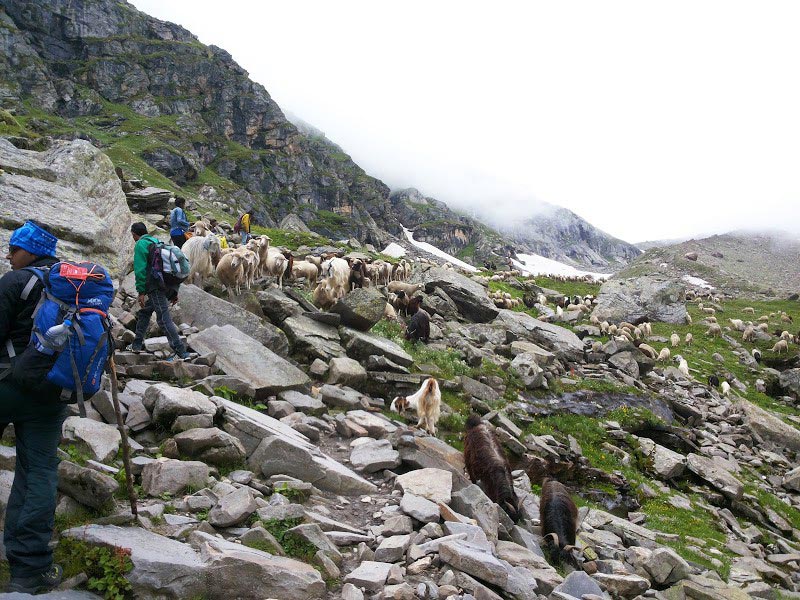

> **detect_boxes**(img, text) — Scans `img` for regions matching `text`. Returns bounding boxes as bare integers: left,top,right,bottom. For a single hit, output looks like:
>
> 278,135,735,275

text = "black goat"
540,478,579,568
464,415,520,522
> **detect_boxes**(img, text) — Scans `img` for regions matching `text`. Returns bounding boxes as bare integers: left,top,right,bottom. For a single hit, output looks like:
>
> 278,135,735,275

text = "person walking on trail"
236,210,252,245
127,222,192,360
404,295,431,343
0,221,66,594
169,198,190,248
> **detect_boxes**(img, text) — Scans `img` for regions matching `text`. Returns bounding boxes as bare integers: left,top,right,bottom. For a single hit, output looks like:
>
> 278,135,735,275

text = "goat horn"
545,533,559,545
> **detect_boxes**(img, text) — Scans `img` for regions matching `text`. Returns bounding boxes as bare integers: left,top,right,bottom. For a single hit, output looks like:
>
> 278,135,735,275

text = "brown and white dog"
390,378,441,435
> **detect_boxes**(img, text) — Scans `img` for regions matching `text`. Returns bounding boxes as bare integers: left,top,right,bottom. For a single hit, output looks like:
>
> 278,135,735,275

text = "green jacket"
133,234,158,293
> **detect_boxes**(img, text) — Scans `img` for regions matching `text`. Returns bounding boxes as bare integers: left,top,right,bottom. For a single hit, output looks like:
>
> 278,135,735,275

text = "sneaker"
125,343,144,353
7,564,63,594
166,351,197,362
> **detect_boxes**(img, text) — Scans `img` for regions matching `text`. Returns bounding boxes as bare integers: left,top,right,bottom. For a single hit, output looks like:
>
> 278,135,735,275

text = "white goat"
182,234,221,287
215,252,245,297
264,247,288,289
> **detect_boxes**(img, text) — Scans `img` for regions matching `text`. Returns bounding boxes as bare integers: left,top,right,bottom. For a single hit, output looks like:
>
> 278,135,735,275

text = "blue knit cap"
9,221,58,257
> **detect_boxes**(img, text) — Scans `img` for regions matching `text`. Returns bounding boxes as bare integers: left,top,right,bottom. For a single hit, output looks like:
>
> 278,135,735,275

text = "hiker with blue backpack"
128,222,193,360
169,197,190,248
0,221,113,593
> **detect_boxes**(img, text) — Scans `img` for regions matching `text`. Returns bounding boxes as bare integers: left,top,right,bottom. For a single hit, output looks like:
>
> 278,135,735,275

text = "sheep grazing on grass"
752,348,762,363
657,347,671,362
756,323,769,332
781,313,793,324
742,307,755,314
708,375,720,387
540,479,579,568
706,323,722,337
742,325,756,342
758,315,770,323
704,316,718,324
215,252,245,298
181,234,221,287
701,307,716,316
721,381,731,397
780,330,792,341
685,313,693,325
464,415,520,522
674,355,690,378
643,322,652,336
729,319,745,331
685,333,693,345
670,333,680,348
771,339,789,354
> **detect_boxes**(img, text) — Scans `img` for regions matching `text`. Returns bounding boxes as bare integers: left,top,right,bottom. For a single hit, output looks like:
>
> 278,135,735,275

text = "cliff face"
390,188,513,266
491,204,641,269
0,0,395,245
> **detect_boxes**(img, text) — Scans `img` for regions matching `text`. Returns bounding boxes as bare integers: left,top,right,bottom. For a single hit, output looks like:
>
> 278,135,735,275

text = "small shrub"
260,518,317,560
55,538,133,600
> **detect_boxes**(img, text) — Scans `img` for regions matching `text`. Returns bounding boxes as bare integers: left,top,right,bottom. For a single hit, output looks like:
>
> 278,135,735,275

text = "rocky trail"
0,210,799,599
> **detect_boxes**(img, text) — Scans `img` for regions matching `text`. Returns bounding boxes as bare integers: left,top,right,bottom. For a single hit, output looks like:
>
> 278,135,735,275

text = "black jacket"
0,256,59,360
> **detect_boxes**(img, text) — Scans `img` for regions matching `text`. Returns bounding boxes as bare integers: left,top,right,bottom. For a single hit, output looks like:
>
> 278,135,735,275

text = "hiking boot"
7,564,63,594
166,351,197,362
125,343,144,353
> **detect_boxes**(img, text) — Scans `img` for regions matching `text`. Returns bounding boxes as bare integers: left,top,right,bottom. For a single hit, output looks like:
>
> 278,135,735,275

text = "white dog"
390,378,441,435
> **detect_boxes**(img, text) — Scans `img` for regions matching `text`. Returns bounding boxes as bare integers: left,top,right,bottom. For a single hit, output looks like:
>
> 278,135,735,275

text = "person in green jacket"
127,222,190,360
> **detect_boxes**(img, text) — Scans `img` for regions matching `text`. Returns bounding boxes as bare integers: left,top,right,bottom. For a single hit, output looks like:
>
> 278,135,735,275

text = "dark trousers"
0,382,67,578
170,234,186,248
133,288,185,355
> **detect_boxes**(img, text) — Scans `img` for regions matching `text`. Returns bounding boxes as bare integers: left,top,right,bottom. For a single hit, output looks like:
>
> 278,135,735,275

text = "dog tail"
466,413,482,429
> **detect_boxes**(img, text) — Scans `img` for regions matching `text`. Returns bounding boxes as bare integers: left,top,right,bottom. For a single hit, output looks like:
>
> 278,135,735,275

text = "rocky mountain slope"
0,0,517,262
485,202,642,270
619,231,800,297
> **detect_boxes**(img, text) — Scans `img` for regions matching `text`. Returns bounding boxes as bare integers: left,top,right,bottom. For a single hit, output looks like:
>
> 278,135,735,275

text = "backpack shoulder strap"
20,266,49,301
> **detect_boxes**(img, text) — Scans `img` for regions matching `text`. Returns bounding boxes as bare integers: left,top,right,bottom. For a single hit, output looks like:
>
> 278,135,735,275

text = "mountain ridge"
1,0,637,271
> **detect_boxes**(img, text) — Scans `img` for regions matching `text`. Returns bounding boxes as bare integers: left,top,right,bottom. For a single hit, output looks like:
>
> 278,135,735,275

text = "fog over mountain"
129,1,800,243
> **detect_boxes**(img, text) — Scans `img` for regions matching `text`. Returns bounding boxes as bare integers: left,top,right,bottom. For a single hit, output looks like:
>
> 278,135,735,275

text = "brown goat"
349,259,368,290
464,414,520,522
540,478,579,568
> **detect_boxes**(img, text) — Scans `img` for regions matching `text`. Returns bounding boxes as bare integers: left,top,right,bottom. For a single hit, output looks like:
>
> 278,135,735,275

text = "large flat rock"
178,285,289,355
221,398,376,496
411,267,498,323
592,275,688,324
493,310,584,361
190,325,309,400
340,328,413,366
737,398,800,453
281,315,346,362
189,532,326,599
0,138,133,278
62,525,206,599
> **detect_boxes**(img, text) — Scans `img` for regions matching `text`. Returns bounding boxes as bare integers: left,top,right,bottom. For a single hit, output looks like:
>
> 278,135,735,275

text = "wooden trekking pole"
106,351,138,517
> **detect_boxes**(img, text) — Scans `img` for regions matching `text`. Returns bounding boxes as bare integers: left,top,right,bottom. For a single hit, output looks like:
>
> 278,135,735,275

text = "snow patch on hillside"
402,227,479,272
513,253,610,280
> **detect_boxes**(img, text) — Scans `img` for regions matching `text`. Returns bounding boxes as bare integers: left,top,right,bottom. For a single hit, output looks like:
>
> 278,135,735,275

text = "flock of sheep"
179,220,419,310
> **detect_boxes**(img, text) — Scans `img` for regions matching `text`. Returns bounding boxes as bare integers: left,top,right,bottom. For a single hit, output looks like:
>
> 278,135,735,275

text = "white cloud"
129,0,800,243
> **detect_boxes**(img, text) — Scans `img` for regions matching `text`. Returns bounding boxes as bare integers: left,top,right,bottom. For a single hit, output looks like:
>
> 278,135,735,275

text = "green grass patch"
259,518,318,561
251,225,329,251
55,538,133,600
534,276,601,298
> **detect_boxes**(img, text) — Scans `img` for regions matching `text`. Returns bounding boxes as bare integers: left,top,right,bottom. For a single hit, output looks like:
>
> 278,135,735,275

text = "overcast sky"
130,0,800,243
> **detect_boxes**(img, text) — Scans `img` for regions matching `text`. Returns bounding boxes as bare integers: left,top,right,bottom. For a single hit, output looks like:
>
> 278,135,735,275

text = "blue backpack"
10,261,115,416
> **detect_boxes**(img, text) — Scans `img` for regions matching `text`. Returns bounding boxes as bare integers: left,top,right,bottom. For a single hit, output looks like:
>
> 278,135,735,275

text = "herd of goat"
180,223,419,310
